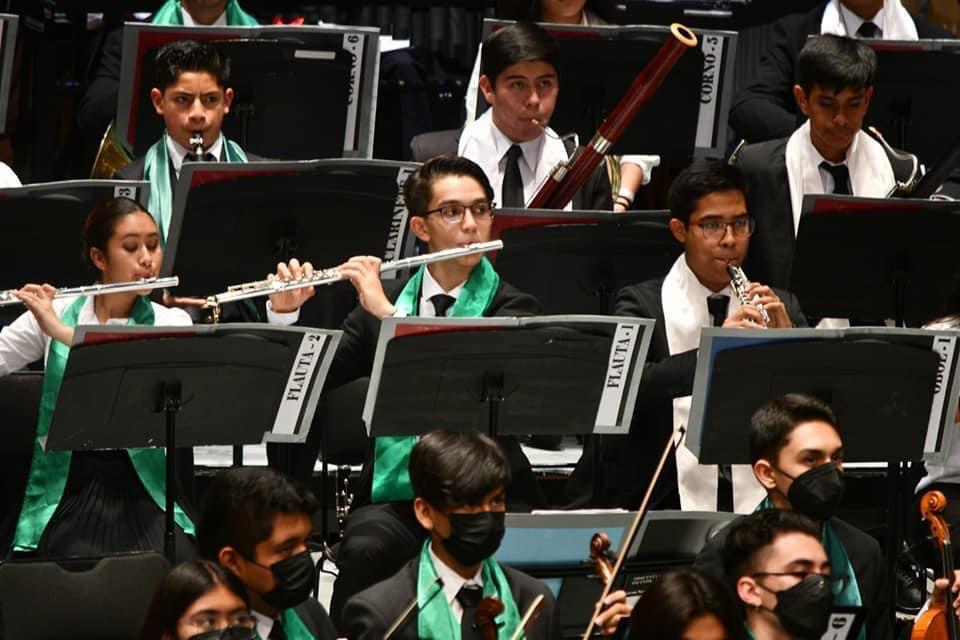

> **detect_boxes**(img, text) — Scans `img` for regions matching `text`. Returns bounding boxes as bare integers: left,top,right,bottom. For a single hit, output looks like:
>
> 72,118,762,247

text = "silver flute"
726,264,770,325
207,240,504,306
0,276,179,308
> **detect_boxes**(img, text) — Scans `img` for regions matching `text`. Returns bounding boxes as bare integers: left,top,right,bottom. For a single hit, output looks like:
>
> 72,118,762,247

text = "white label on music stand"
114,185,137,200
695,34,724,149
273,332,328,435
382,165,415,267
595,322,640,428
927,334,957,453
820,611,857,640
342,32,365,152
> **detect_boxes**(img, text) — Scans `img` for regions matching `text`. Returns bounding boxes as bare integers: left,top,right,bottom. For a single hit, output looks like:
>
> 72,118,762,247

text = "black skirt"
37,450,195,561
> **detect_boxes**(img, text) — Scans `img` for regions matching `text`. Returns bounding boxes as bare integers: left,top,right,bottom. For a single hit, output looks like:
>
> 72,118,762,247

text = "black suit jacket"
566,277,807,508
115,148,264,182
327,276,547,510
693,514,892,640
341,555,559,640
289,599,338,640
729,2,954,143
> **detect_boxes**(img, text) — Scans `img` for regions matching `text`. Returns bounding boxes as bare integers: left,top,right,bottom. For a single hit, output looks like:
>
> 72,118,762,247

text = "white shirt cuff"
620,154,661,186
266,300,300,326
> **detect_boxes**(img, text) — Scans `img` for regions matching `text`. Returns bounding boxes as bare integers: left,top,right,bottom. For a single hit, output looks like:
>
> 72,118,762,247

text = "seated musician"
694,393,892,640
340,429,559,639
0,197,196,558
566,161,807,514
79,0,258,158
116,39,257,245
628,568,746,640
729,0,952,144
459,21,655,212
321,154,548,624
196,467,337,640
460,16,660,211
733,34,916,289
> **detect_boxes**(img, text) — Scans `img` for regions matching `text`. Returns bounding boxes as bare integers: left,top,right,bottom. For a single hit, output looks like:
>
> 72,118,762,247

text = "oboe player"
566,161,808,515
309,155,548,627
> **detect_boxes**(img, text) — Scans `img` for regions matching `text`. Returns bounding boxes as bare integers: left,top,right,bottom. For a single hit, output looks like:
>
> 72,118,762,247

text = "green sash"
755,498,864,640
416,540,524,639
370,257,500,503
12,296,194,552
143,134,249,244
254,608,313,640
151,0,259,25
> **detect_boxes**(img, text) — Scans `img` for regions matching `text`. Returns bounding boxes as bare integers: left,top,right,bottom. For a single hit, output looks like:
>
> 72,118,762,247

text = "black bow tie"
184,151,217,163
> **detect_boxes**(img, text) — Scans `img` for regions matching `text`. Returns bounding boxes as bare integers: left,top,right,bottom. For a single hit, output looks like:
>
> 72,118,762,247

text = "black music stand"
0,179,151,325
363,316,655,438
492,208,680,315
45,323,341,563
480,20,738,158
789,194,960,327
686,326,960,630
116,24,380,158
163,159,420,330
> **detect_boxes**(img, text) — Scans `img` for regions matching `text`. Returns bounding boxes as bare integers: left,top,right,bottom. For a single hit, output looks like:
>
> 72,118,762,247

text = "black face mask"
764,574,834,639
782,462,845,521
443,511,506,567
256,549,316,610
187,627,256,640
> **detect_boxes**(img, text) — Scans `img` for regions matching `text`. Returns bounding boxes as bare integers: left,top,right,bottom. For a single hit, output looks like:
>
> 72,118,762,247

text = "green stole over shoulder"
416,540,524,639
756,498,864,640
151,0,259,25
370,257,500,503
12,296,195,552
143,134,249,244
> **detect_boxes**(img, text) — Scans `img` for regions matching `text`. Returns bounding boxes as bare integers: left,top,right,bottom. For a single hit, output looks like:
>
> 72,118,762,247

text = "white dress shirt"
0,161,21,188
418,266,466,317
428,542,483,624
166,132,225,179
179,5,228,26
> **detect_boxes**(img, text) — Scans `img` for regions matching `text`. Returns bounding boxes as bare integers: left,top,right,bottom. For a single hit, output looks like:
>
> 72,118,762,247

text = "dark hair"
480,22,559,87
797,34,877,95
749,393,840,465
721,509,821,582
629,568,746,640
196,467,319,560
668,160,746,224
83,197,156,271
139,560,250,640
497,0,621,23
402,154,495,216
409,430,512,510
155,39,231,92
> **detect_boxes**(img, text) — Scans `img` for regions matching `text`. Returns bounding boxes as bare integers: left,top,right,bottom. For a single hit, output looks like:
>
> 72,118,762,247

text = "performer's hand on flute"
337,255,396,320
268,258,316,313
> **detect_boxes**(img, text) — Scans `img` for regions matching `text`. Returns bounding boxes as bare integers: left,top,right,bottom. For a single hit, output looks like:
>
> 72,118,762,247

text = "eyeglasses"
181,612,258,634
752,572,849,596
424,201,495,224
692,217,755,240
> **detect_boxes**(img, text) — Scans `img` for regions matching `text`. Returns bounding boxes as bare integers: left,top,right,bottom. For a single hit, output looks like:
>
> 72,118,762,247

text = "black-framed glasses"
424,201,495,224
693,216,755,240
181,612,258,634
752,572,849,596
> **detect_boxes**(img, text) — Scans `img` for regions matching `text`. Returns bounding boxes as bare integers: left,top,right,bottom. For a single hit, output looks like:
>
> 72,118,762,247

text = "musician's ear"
89,247,108,273
478,74,496,107
218,546,245,575
862,85,874,109
668,218,687,244
413,496,436,532
223,87,234,114
151,88,164,115
793,84,809,116
754,458,777,491
737,576,763,609
410,215,431,244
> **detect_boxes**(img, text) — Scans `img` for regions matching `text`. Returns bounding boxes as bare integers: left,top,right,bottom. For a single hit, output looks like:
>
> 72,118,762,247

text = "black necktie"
707,294,730,327
857,21,881,38
269,619,287,640
184,151,217,163
502,144,525,208
430,293,456,317
819,161,851,195
456,584,485,640
707,294,734,510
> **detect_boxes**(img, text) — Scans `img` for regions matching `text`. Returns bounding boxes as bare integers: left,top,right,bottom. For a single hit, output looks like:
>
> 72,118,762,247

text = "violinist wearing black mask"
693,394,893,640
341,430,561,639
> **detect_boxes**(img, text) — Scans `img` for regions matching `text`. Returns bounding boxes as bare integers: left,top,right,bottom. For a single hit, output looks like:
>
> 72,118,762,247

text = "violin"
475,595,505,640
912,490,959,640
